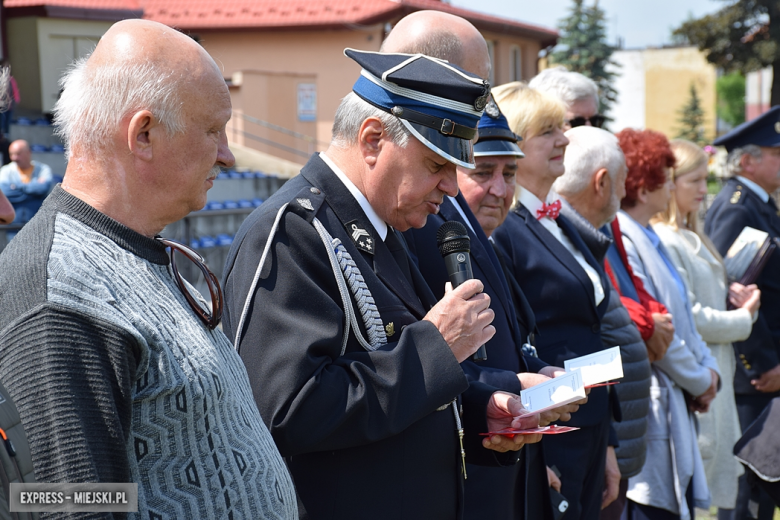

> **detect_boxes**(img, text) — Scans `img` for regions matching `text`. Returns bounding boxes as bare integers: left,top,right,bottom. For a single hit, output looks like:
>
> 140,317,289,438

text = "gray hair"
529,66,599,108
53,56,186,160
331,92,410,148
555,126,625,196
726,144,763,177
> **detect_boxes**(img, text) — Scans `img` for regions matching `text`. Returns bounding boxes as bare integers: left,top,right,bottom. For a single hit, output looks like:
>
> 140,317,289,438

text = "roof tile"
3,0,556,41
5,0,140,8
139,0,556,39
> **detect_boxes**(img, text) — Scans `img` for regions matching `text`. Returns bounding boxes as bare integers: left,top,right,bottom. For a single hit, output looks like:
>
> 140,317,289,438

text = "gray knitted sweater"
0,187,297,519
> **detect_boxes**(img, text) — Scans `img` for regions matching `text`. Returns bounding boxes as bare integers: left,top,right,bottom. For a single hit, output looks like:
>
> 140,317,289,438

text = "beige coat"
654,223,752,509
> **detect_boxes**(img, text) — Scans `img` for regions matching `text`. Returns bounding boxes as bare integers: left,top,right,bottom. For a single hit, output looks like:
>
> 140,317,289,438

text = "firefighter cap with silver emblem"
713,105,780,152
473,97,524,158
344,48,490,169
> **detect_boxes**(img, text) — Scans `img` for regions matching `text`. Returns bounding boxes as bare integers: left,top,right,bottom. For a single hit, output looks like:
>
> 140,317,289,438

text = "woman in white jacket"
652,139,760,511
616,129,720,520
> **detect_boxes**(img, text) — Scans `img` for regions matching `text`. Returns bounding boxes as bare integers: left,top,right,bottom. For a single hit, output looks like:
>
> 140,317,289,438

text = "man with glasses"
222,49,538,519
529,66,606,131
0,19,297,519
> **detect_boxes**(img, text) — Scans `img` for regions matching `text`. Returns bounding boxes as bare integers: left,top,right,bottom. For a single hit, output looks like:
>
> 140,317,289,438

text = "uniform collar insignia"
296,198,314,211
346,220,375,254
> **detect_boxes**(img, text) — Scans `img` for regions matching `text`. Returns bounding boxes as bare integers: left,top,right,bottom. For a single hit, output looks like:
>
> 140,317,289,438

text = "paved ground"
695,507,780,519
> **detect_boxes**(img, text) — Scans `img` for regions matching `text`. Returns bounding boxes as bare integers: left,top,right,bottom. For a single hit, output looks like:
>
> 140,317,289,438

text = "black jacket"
404,194,553,520
561,203,650,479
222,154,513,520
704,177,780,396
493,205,614,427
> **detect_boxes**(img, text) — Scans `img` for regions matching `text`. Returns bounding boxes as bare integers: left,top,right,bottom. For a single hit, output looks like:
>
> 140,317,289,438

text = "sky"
451,0,726,49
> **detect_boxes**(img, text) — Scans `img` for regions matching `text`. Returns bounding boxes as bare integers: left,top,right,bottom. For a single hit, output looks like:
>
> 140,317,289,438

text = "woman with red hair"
615,129,720,520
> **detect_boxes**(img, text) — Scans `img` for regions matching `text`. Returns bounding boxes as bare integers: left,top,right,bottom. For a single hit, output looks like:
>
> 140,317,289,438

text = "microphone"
436,221,487,362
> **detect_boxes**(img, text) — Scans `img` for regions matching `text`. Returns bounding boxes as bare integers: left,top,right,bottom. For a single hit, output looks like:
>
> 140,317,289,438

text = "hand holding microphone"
422,221,492,362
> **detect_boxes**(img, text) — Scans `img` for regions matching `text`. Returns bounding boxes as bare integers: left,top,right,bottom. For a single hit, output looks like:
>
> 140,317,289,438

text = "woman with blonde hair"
492,82,618,520
652,139,760,512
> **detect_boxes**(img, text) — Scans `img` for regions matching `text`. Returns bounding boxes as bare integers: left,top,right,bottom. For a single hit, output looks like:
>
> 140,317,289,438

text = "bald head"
90,19,215,78
381,10,490,80
9,140,31,169
54,19,223,161
52,18,235,236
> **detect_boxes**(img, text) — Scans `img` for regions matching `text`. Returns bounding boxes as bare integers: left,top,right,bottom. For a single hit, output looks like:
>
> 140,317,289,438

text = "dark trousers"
623,481,693,520
600,478,629,520
544,417,609,520
718,393,779,520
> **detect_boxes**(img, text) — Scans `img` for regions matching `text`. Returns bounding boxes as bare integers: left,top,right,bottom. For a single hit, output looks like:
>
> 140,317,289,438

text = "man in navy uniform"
222,50,540,520
705,105,780,520
404,101,579,520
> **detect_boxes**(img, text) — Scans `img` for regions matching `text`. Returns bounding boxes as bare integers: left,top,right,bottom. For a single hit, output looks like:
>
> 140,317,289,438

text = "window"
510,46,522,82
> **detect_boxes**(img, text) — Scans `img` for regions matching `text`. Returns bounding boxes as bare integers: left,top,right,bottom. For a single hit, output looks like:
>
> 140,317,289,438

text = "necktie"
768,196,778,213
384,227,414,288
536,200,561,220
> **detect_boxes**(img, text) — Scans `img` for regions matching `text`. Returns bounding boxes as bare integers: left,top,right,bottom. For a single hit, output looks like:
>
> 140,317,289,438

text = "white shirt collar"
320,152,388,241
516,187,558,218
448,196,476,235
736,175,769,203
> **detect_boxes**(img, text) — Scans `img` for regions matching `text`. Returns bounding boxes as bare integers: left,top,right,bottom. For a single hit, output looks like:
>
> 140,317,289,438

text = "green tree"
674,1,780,105
549,0,619,115
716,71,746,127
676,83,707,144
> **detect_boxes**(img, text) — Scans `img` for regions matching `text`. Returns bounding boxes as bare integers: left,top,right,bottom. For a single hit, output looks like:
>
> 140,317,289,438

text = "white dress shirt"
736,175,769,203
320,152,388,240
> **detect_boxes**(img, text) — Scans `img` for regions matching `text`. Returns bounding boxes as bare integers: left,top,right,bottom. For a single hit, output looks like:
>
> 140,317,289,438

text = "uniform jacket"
492,204,614,428
404,194,552,520
222,154,510,520
618,211,719,518
733,396,780,503
560,203,649,479
704,177,780,395
654,223,750,508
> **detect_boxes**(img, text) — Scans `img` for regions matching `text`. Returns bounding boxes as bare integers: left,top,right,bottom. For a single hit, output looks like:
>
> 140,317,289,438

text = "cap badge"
775,122,780,134
347,221,374,254
474,94,488,112
296,198,314,211
485,99,500,119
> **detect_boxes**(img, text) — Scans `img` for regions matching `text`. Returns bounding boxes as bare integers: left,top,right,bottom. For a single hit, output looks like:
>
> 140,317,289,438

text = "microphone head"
437,221,471,257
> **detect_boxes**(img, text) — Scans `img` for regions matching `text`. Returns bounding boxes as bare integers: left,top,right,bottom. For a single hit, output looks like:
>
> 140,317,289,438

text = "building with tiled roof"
3,0,557,162
138,0,557,47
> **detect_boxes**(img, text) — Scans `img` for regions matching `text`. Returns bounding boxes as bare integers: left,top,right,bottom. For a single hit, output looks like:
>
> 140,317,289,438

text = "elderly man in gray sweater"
0,19,297,519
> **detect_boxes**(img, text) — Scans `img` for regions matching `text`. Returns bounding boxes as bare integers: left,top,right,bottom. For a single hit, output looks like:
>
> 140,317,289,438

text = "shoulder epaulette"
730,185,743,205
288,186,326,223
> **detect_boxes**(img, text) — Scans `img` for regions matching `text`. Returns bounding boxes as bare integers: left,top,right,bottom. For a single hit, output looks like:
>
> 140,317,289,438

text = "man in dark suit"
704,105,780,520
222,49,539,520
404,102,582,520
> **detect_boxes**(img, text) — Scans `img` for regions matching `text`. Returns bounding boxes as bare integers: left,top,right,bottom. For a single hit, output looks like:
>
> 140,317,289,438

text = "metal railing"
228,112,328,159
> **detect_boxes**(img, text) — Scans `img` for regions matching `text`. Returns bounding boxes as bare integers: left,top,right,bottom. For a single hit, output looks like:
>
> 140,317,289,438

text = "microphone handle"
444,253,487,362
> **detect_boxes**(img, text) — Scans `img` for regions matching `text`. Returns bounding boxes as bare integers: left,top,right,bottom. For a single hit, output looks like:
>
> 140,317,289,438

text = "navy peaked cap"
344,48,490,168
713,105,780,152
473,98,524,158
